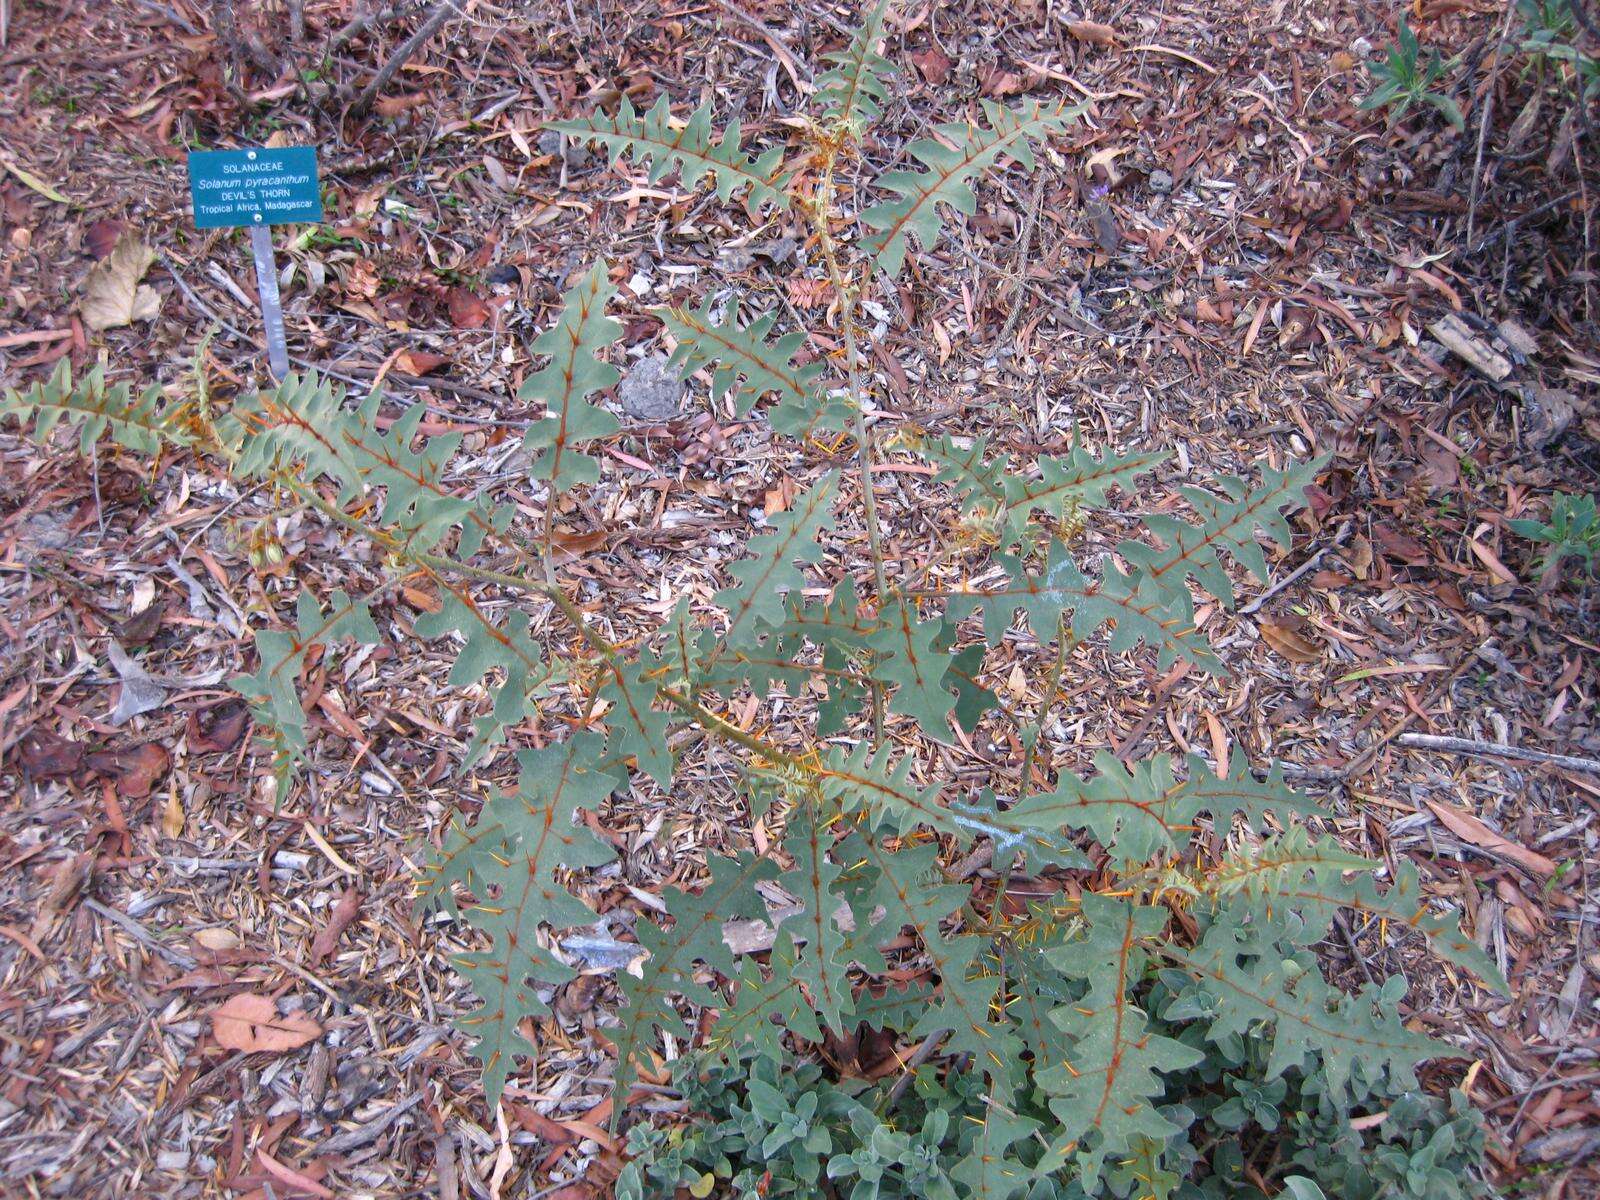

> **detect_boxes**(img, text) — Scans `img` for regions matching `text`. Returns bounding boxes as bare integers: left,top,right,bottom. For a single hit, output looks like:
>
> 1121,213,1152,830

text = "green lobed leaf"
947,1107,1036,1200
717,929,824,1059
949,541,1223,674
1004,752,1186,868
230,590,381,801
1036,895,1205,1188
1,358,184,456
547,95,791,214
1176,749,1323,836
780,807,856,1034
519,261,624,490
413,588,554,768
612,853,780,1109
234,372,365,503
597,655,675,787
848,839,1023,1094
818,741,947,836
1122,457,1326,608
418,733,620,1107
1210,831,1506,991
920,432,1009,514
711,470,840,654
1171,915,1446,1103
659,298,844,435
862,99,1082,278
947,789,1092,872
997,750,1320,870
817,590,873,736
234,373,509,556
815,0,896,130
1001,444,1166,533
868,598,957,738
918,434,1163,549
942,639,997,735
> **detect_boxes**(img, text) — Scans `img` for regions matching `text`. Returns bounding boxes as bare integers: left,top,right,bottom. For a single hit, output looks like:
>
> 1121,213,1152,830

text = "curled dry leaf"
212,993,323,1053
553,973,605,1021
161,788,185,839
1424,797,1557,877
909,46,953,84
117,602,166,647
80,233,162,332
1374,522,1430,566
17,728,84,778
1259,622,1322,663
446,287,491,329
309,887,364,964
106,640,167,725
255,1148,336,1199
186,699,251,753
395,349,449,375
84,218,126,260
1065,19,1117,45
84,742,170,798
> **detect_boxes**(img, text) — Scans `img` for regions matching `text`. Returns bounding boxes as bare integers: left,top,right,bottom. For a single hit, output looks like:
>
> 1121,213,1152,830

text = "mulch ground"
1,0,1597,1196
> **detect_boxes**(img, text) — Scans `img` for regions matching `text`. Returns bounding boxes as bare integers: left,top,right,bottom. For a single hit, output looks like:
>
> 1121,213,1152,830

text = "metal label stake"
186,145,322,382
249,221,290,380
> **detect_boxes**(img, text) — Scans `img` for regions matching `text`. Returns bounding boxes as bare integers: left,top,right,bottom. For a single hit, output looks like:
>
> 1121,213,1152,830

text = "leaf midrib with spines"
865,103,1071,267
610,853,779,1095
261,592,371,689
665,305,817,406
937,572,1213,667
821,0,893,126
928,435,1007,510
457,760,586,1076
1089,902,1140,1137
1005,451,1164,515
853,838,994,1053
260,392,496,545
547,99,790,210
795,811,850,1024
1139,468,1310,594
712,472,838,656
530,266,619,485
549,304,592,480
1174,947,1442,1056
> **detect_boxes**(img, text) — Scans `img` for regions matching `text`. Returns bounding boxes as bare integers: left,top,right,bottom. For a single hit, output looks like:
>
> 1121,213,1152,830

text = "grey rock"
1522,384,1578,449
618,355,683,421
537,129,591,169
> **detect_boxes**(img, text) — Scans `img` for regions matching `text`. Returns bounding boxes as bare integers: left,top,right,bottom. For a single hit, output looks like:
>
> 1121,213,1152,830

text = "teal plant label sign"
186,147,322,229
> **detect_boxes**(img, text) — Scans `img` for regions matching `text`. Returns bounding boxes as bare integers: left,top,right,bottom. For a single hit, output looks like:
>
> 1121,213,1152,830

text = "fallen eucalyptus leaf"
212,993,322,1053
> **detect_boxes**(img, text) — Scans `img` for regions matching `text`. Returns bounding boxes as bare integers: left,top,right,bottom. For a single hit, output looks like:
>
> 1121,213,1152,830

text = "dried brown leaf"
186,700,250,753
212,993,323,1053
1424,797,1557,877
18,728,84,778
447,287,491,329
81,233,161,332
1065,19,1117,45
1259,622,1322,663
85,742,170,798
309,887,363,964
